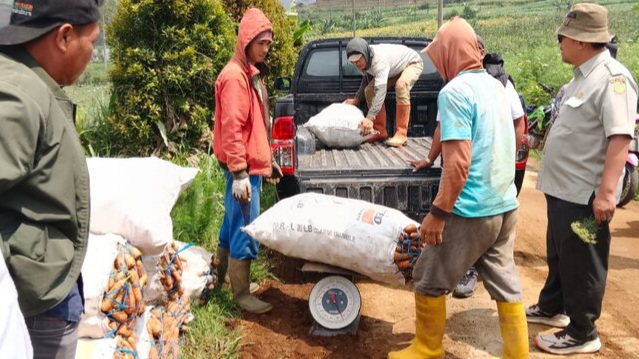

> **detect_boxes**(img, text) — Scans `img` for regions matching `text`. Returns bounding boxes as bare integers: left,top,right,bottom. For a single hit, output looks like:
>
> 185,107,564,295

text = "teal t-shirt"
438,70,518,218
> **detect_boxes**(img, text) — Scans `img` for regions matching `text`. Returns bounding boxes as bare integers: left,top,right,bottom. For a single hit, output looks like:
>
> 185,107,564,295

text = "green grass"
169,153,276,359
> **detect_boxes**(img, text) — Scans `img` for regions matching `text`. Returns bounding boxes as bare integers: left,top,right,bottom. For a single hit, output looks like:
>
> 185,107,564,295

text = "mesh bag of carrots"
244,193,422,287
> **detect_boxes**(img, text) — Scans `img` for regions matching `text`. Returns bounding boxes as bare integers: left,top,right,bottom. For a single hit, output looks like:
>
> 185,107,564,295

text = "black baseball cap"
0,0,103,46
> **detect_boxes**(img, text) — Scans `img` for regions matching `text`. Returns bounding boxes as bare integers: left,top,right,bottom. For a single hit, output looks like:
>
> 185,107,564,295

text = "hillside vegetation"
299,0,639,106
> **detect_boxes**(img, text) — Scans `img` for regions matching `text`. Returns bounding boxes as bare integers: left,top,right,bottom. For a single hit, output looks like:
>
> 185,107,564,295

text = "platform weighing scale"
301,262,362,337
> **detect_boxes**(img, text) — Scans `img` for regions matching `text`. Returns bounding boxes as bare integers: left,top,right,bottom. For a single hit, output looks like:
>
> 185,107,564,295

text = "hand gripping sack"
304,103,375,148
243,193,419,286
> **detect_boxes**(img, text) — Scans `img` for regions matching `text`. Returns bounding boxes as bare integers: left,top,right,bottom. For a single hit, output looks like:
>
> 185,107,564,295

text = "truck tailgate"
297,137,440,177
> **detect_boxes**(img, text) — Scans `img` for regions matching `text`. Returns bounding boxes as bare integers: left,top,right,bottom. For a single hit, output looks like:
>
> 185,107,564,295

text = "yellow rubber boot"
496,302,529,359
388,293,446,359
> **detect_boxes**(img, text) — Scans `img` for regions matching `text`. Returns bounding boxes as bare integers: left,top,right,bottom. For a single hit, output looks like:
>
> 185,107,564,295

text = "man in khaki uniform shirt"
525,3,638,355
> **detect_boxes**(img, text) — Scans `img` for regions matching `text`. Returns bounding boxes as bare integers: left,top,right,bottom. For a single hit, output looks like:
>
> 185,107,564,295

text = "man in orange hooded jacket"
213,8,281,314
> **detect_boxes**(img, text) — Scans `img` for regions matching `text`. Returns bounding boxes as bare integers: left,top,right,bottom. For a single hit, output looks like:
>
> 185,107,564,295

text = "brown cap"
557,3,609,43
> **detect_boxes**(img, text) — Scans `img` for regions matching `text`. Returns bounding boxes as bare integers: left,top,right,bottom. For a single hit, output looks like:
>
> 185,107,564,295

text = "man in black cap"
527,3,638,355
0,1,102,357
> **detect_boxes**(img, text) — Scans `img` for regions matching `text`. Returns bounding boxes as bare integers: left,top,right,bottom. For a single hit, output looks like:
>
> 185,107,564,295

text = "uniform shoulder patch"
609,75,627,94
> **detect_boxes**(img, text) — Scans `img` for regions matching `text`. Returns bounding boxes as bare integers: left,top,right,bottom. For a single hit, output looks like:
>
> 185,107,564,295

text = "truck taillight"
272,116,295,175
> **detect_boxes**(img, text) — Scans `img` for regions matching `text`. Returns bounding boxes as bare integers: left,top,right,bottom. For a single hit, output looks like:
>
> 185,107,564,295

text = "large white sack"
243,193,418,286
87,157,198,256
79,233,124,339
0,251,32,358
304,103,375,148
143,241,215,305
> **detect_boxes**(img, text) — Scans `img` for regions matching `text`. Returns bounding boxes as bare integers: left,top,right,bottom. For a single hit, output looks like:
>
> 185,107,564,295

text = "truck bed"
297,137,441,177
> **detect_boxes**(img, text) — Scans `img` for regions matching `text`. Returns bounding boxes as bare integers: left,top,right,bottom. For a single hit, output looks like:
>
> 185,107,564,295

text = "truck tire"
618,163,638,207
276,175,299,200
514,168,525,197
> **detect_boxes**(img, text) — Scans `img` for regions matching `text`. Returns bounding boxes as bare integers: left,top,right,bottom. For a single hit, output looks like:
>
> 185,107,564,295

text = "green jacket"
0,46,90,317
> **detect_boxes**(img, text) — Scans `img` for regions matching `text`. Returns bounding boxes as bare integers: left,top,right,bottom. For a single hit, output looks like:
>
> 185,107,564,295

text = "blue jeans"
219,170,261,260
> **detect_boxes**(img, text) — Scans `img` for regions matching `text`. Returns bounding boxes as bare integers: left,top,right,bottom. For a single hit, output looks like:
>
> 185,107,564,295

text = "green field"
304,0,639,106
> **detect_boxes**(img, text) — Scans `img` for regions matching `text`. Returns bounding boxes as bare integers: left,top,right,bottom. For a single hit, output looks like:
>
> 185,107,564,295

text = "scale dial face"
309,275,361,330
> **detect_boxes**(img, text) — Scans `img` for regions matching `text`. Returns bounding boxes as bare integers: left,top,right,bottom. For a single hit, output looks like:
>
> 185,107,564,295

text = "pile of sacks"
77,157,218,359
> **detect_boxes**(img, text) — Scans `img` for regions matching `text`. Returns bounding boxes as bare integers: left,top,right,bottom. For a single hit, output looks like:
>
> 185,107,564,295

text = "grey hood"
346,37,372,71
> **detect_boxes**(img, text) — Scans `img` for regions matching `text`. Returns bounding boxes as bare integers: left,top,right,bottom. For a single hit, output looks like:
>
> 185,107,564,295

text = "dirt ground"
233,163,639,359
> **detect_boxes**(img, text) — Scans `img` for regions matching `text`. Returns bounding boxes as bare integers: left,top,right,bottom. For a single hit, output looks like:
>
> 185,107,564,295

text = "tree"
221,0,297,98
106,0,235,156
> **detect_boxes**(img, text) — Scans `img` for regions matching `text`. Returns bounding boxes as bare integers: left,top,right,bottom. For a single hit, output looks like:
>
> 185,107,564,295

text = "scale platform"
301,262,362,337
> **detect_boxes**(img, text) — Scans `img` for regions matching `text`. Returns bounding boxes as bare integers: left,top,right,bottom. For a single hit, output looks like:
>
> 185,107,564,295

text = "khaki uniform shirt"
538,50,638,205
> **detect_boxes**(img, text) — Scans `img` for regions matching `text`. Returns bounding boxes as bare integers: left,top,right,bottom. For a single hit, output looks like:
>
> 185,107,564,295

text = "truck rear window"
304,49,339,77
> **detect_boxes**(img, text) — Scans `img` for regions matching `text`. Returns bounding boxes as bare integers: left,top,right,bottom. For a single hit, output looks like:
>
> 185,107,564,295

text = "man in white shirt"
343,37,423,147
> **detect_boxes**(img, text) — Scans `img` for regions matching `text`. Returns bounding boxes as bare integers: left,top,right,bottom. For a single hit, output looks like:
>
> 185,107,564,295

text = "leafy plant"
293,19,312,47
320,18,335,35
106,0,235,157
462,2,479,20
571,216,598,244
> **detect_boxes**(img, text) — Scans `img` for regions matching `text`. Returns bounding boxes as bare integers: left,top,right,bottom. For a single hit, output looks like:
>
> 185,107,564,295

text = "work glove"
265,161,283,185
232,171,251,204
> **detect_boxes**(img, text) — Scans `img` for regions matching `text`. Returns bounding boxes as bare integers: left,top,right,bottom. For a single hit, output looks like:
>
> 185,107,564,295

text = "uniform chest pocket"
563,96,585,109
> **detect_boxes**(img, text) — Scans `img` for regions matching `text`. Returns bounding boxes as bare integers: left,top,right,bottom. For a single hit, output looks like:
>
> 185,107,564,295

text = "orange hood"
423,17,483,82
234,8,273,70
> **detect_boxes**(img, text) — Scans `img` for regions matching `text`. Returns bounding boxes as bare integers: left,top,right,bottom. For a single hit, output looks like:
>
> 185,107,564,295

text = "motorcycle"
618,114,639,207
525,83,556,151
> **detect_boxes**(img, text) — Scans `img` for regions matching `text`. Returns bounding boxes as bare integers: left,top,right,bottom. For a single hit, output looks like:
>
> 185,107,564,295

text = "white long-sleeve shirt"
366,44,421,118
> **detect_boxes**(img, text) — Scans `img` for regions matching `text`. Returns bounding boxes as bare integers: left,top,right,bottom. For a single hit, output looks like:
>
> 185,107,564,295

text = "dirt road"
235,165,639,358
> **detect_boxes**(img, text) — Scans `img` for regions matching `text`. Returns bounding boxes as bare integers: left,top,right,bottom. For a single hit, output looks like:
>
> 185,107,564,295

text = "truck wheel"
514,169,525,197
618,164,638,207
276,175,299,201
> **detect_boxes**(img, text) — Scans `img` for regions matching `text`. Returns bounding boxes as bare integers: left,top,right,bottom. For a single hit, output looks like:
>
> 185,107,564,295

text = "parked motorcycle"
618,114,639,207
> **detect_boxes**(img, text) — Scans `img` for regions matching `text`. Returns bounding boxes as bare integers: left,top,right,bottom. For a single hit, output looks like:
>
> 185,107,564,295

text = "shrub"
221,0,297,97
106,0,235,156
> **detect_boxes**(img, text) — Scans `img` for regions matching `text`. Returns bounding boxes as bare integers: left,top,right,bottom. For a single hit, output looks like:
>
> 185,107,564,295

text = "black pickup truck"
271,37,444,221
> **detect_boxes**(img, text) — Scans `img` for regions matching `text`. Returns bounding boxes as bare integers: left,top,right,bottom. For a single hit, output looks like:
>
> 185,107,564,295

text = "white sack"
243,193,418,286
79,233,124,339
76,337,117,359
87,157,198,256
304,103,375,148
0,252,33,358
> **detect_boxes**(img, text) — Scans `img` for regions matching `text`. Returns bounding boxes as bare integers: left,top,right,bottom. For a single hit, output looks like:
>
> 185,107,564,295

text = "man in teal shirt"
389,17,528,359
